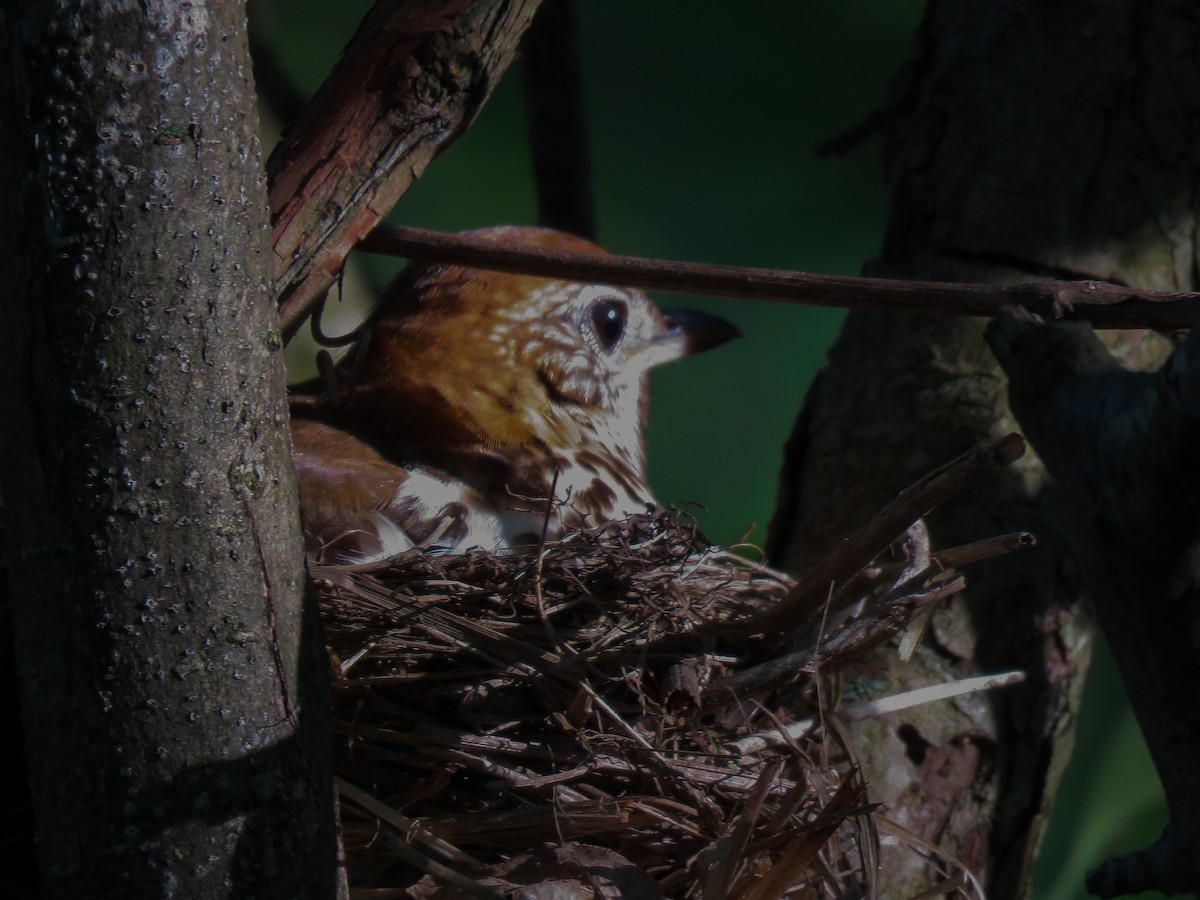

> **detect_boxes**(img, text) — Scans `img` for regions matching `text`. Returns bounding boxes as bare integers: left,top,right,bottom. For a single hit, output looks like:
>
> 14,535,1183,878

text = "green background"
264,3,1167,896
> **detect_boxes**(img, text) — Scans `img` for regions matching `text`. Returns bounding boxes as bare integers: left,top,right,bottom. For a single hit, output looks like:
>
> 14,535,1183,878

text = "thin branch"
814,109,886,158
730,671,1026,759
703,569,969,709
336,776,482,869
379,832,502,900
348,223,1200,331
855,531,1036,591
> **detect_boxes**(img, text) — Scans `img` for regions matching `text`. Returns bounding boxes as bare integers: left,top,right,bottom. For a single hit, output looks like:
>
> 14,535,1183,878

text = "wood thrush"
290,226,739,562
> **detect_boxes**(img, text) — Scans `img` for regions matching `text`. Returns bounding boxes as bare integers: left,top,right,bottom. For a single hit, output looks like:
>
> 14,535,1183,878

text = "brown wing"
291,415,482,562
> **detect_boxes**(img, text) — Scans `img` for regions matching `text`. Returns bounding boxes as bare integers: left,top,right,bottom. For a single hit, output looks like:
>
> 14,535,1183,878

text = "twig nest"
315,508,984,897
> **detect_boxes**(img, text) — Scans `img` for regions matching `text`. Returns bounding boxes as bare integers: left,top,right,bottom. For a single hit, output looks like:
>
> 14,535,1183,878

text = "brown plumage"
290,226,739,562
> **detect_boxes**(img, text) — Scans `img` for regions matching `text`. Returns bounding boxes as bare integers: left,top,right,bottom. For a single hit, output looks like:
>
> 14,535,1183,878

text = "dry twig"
353,224,1200,331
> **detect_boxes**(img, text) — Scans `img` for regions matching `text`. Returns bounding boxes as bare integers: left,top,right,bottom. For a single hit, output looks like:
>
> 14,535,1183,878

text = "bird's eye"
590,298,627,352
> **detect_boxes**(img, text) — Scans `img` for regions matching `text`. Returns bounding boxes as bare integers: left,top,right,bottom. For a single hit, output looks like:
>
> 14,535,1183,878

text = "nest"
313,438,1030,899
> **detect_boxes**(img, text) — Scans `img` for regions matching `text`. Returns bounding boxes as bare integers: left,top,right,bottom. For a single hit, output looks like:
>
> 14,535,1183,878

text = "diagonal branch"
268,0,543,342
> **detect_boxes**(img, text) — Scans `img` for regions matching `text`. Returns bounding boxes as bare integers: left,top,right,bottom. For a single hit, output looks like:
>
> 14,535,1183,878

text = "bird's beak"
658,308,741,359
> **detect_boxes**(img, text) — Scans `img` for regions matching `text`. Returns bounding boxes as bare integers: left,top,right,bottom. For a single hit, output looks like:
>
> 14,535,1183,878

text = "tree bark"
268,0,542,342
987,314,1200,898
0,4,339,897
769,1,1187,896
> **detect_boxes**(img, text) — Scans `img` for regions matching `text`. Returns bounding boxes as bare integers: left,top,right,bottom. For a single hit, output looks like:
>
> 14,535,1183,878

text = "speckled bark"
769,1,1193,897
0,3,339,898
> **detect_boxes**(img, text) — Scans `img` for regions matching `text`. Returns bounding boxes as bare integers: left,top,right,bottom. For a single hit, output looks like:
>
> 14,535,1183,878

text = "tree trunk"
0,4,340,897
769,1,1186,896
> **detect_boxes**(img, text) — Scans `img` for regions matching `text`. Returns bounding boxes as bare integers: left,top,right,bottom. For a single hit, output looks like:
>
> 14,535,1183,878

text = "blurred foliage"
257,2,1167,896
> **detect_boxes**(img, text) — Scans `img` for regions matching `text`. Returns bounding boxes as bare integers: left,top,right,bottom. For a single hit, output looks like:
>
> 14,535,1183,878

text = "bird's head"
325,227,739,467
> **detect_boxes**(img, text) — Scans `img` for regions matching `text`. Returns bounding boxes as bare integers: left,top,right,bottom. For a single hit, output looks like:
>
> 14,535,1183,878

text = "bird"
289,225,739,563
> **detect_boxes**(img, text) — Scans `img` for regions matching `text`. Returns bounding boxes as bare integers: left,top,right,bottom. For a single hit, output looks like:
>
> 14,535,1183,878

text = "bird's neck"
438,424,655,530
